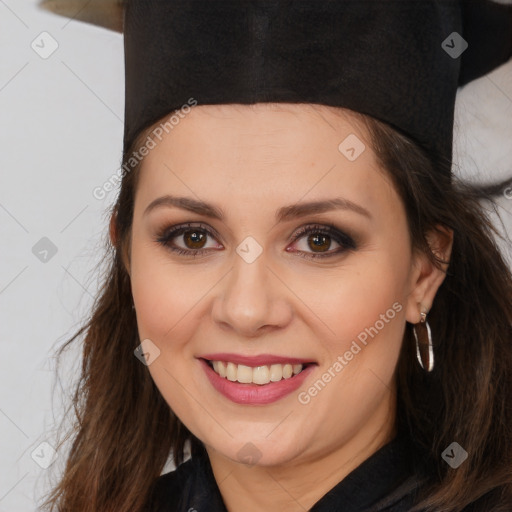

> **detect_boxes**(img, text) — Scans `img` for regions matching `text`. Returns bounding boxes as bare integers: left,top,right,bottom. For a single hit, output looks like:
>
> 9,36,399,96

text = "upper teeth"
211,361,303,385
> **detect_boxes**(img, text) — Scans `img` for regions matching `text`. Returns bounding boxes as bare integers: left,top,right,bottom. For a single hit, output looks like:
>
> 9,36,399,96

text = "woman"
41,1,512,511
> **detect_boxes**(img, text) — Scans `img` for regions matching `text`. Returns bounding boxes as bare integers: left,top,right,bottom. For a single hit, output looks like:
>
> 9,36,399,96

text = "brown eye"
307,233,332,253
156,223,222,257
289,224,357,259
182,230,207,249
156,222,357,260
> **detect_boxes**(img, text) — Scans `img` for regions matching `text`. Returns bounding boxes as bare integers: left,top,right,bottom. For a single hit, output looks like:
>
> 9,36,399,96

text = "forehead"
134,103,400,221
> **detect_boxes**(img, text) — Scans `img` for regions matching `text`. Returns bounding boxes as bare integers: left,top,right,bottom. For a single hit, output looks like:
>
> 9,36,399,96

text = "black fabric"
123,0,512,174
143,432,432,511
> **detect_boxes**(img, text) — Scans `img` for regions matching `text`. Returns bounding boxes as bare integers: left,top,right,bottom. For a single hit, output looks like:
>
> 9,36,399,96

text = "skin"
111,103,453,512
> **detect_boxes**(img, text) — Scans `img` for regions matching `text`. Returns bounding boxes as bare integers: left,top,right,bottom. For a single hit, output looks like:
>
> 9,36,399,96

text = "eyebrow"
143,194,372,222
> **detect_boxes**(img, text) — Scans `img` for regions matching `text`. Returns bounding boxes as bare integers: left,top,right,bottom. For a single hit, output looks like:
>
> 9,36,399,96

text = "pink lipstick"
198,353,316,405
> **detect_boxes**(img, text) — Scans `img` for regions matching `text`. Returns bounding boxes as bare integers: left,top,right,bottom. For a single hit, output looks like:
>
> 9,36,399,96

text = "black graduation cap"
40,0,512,175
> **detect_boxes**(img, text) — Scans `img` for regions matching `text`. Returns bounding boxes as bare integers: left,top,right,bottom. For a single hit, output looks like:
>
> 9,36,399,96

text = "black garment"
144,433,432,512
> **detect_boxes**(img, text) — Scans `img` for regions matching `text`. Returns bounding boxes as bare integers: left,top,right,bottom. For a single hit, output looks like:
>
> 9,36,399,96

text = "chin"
207,434,309,468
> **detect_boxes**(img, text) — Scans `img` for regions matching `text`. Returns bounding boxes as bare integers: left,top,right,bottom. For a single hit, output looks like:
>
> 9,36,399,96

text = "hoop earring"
413,311,434,372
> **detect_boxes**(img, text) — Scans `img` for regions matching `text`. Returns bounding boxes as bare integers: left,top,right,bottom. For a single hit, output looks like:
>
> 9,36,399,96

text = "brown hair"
41,108,512,511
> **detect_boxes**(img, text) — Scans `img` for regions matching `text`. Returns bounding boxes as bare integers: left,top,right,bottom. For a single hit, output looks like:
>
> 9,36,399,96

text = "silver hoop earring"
413,312,434,372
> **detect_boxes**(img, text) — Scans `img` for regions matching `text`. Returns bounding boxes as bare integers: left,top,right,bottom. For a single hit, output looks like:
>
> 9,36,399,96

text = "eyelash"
155,222,357,260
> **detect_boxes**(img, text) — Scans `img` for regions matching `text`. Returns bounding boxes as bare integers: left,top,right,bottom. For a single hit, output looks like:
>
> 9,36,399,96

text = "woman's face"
128,103,429,467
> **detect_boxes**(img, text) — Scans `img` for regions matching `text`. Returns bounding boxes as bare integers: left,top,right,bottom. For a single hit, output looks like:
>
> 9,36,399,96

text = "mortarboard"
40,0,512,177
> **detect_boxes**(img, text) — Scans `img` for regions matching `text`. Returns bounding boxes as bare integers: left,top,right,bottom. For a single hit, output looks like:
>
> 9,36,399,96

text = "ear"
405,225,454,323
109,210,131,276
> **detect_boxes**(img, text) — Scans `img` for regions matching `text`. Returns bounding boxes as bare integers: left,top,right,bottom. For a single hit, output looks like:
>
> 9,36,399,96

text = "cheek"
315,250,410,382
129,241,210,423
304,256,408,432
323,256,407,333
130,235,211,345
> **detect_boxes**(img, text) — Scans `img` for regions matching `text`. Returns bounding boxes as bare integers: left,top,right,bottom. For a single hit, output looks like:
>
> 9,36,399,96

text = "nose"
211,249,293,339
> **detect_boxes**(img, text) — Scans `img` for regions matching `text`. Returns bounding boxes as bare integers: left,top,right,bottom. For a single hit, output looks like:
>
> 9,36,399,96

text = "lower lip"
199,359,315,405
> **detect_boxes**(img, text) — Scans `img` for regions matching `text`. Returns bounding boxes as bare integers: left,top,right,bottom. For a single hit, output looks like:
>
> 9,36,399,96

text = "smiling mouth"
204,359,313,385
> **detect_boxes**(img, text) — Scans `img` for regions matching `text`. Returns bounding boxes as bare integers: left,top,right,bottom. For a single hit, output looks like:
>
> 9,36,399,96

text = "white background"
0,1,511,510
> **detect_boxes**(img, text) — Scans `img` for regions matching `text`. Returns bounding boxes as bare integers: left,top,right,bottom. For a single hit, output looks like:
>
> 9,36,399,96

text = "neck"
206,393,397,512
